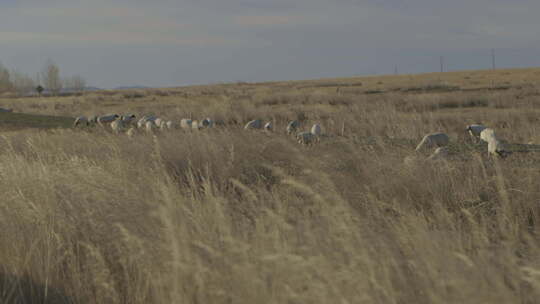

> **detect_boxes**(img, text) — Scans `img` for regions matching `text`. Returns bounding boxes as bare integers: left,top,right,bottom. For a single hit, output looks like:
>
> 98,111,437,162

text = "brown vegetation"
0,68,539,303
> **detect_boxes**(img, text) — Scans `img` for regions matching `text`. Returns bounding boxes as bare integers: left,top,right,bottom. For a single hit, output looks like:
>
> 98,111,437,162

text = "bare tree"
0,62,13,93
10,70,36,96
72,75,86,92
64,75,86,92
41,59,62,95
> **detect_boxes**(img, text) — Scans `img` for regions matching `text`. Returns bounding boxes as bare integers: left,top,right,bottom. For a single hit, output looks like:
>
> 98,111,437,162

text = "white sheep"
297,132,316,145
191,120,202,130
478,128,512,158
154,118,164,128
137,117,146,129
87,115,98,125
126,127,136,138
415,132,450,152
480,128,496,143
165,120,176,130
110,118,125,134
158,119,170,130
488,139,512,158
145,121,156,133
311,123,322,136
466,124,487,142
180,118,193,129
264,122,273,132
73,116,89,127
244,119,263,130
137,115,157,128
287,120,300,135
97,114,120,126
121,114,137,125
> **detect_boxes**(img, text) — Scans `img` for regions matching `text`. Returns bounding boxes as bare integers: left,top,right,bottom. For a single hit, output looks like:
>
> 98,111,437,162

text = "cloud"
1,0,540,88
232,15,310,26
0,31,241,47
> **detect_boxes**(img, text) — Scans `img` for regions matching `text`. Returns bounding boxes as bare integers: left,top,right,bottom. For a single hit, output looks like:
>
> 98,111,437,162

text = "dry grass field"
0,67,540,303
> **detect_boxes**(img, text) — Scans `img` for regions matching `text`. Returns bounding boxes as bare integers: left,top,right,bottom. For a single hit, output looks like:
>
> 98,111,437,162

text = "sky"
1,0,540,88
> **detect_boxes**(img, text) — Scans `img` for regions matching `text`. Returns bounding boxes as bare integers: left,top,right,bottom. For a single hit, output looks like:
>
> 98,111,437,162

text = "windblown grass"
0,68,539,303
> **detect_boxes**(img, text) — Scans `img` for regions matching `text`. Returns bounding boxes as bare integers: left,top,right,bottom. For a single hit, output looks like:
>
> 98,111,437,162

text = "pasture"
0,68,539,303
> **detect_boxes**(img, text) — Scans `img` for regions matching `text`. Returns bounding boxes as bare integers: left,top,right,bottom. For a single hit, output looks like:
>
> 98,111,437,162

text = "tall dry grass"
0,69,539,303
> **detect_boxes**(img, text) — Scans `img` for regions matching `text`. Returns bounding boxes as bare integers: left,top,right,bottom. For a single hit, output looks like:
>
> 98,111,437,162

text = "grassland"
0,68,539,303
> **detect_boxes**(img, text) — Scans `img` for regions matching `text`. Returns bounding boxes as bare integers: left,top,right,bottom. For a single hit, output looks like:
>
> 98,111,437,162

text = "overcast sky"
1,0,540,88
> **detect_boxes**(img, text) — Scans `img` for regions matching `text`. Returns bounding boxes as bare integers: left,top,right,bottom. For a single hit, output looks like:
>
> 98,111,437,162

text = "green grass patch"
0,112,73,130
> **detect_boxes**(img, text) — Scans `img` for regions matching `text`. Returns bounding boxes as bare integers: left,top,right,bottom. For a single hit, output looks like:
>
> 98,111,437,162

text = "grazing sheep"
154,118,164,128
466,124,487,142
126,127,136,138
415,132,450,152
264,122,273,132
137,117,146,128
110,118,125,134
286,120,300,135
145,121,156,133
165,120,176,130
158,119,167,130
121,114,137,125
487,138,512,158
73,116,89,127
192,120,201,130
405,147,450,166
180,118,193,129
479,129,512,158
201,118,214,128
97,114,120,126
297,132,316,145
311,123,322,136
480,128,497,143
137,115,157,128
87,115,98,125
0,108,13,113
244,119,263,130
158,119,171,130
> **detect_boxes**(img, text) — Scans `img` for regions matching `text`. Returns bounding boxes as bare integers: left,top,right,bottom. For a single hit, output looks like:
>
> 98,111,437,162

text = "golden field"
0,67,539,303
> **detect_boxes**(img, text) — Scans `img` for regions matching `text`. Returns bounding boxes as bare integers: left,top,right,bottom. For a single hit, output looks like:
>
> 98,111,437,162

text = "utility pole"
491,48,496,70
440,56,444,73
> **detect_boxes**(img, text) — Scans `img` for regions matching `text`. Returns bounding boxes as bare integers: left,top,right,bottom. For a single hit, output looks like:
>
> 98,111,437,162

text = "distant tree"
0,63,13,93
36,85,44,96
10,70,35,96
64,75,86,92
41,59,62,95
71,75,86,92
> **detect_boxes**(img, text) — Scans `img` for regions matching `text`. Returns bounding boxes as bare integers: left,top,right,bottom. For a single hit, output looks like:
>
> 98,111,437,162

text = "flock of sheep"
414,123,512,161
244,118,322,145
73,114,517,159
73,114,324,145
